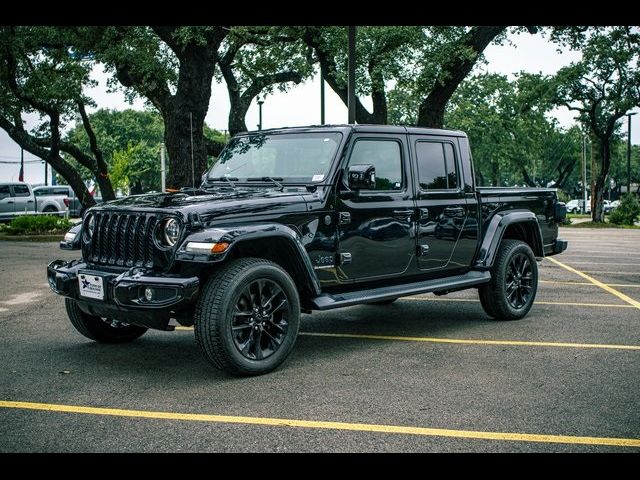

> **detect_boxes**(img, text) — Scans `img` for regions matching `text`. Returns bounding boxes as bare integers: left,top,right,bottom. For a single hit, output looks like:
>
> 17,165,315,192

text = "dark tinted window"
13,184,30,197
0,186,10,198
347,139,402,190
416,142,458,190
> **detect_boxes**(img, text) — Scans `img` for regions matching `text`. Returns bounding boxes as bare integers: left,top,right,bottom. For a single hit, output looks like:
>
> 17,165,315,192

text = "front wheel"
195,258,300,376
65,299,148,343
479,239,538,320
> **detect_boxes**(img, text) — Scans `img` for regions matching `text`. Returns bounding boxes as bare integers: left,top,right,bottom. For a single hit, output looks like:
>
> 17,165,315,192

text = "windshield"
207,132,342,183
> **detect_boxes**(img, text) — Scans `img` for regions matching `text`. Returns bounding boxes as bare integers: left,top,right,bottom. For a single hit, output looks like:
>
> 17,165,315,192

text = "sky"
1,30,639,184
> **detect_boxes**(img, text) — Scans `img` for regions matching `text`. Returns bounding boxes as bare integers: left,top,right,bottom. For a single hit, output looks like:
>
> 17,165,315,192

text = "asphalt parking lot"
0,227,639,452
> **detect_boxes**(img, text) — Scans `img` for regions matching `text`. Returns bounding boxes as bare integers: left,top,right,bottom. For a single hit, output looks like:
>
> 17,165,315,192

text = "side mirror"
348,164,376,190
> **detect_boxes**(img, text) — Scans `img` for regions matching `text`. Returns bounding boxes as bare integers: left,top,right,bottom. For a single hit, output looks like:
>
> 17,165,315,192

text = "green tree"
446,72,579,189
63,108,227,193
552,27,640,222
217,27,313,135
302,26,537,127
69,26,228,189
0,26,115,207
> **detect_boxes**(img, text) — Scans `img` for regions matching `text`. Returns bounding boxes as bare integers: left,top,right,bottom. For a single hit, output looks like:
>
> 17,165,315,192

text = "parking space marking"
1,400,638,448
175,326,639,351
299,332,640,351
540,281,640,288
546,257,640,310
561,262,640,266
401,297,634,308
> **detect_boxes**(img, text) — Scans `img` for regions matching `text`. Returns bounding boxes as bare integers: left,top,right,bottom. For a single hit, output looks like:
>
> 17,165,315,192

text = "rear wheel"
478,239,538,321
43,206,58,214
65,299,148,343
195,258,300,376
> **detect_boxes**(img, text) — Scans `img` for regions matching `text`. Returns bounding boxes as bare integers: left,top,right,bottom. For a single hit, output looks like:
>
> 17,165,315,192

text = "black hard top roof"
238,124,466,138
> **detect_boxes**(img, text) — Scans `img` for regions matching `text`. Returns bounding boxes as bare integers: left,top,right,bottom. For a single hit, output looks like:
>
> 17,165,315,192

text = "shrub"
3,215,73,235
609,194,640,226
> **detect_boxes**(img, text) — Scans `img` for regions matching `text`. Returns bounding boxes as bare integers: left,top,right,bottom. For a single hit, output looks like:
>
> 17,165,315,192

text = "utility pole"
44,160,48,186
627,112,637,196
160,143,166,193
347,26,356,124
582,135,587,214
591,136,596,215
320,64,325,125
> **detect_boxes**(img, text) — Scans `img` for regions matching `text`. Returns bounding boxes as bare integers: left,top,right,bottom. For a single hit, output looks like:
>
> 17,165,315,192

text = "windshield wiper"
208,176,238,188
247,176,284,191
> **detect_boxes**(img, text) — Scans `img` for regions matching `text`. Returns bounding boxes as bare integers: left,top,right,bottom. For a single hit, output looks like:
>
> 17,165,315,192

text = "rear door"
336,133,416,282
11,184,34,213
0,185,14,217
410,136,469,272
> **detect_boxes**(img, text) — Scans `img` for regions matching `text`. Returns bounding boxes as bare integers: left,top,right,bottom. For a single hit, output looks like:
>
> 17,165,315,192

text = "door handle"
392,209,413,221
7,201,14,204
27,200,34,203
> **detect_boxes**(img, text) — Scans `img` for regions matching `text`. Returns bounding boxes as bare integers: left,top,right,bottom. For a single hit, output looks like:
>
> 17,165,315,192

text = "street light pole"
258,99,264,131
626,112,637,196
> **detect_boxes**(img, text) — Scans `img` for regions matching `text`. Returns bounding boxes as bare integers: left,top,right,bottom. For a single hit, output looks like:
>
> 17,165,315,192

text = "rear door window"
13,185,31,197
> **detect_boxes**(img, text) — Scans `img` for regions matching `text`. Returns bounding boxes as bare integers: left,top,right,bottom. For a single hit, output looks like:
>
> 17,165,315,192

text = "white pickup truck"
0,182,37,220
32,185,71,216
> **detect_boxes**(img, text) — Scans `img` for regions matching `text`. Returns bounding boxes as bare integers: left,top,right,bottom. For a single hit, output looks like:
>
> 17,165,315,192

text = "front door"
410,136,469,271
336,134,415,282
0,185,14,217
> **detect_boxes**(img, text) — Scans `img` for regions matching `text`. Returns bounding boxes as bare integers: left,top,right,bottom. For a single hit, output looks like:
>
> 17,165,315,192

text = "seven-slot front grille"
85,212,158,267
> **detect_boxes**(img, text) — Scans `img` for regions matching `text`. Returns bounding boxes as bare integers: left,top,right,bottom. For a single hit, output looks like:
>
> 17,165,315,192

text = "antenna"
190,112,195,188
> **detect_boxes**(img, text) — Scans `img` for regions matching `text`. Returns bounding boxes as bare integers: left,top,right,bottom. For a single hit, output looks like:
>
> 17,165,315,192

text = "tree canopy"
552,26,640,221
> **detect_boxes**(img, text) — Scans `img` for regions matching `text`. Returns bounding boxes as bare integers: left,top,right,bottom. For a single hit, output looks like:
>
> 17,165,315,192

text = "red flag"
18,161,24,182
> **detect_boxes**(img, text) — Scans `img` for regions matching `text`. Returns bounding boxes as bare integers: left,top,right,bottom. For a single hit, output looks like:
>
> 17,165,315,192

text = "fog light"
144,287,153,301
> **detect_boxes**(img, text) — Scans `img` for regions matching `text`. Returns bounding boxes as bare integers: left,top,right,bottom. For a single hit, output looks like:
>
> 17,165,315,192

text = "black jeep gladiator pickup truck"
48,125,567,376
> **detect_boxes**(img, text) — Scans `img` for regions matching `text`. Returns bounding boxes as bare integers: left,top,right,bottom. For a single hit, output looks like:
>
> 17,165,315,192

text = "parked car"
0,182,37,221
603,200,612,214
566,199,591,214
49,124,568,376
610,200,621,210
565,199,580,213
32,185,70,216
67,194,104,218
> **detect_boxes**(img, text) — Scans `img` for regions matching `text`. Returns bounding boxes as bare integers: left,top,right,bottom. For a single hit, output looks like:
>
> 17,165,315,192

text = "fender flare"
176,223,321,296
474,210,544,269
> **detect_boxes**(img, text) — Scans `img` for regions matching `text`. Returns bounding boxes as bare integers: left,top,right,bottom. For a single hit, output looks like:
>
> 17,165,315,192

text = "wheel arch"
177,223,321,298
475,210,544,269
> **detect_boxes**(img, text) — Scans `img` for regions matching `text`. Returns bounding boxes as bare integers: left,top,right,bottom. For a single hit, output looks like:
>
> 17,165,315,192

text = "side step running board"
310,270,491,311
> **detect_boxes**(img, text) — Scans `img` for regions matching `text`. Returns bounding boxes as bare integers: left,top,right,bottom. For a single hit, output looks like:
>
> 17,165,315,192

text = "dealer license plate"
78,273,104,300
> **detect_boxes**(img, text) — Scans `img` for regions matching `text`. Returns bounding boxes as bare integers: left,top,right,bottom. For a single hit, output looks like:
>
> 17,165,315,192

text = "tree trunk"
592,136,610,223
163,50,215,189
491,161,500,187
228,100,249,136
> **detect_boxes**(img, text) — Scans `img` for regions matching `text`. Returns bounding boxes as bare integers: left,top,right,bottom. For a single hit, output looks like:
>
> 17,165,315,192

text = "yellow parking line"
1,400,637,448
300,332,640,351
176,327,639,350
546,257,640,310
540,280,640,288
401,297,633,308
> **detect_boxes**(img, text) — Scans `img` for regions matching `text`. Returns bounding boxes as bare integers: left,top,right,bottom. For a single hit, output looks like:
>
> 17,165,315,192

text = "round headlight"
162,218,180,247
84,214,95,240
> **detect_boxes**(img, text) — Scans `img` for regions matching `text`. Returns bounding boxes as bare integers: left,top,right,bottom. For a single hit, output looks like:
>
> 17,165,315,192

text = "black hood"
92,188,309,221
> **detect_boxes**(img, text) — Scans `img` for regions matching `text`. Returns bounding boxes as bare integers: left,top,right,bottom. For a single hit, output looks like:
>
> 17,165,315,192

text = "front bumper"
47,259,199,329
